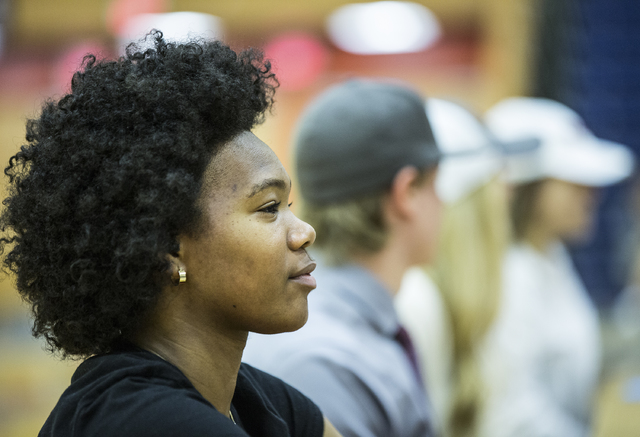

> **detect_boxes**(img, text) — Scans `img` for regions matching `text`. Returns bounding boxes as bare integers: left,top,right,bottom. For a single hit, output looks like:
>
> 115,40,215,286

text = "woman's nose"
288,216,316,250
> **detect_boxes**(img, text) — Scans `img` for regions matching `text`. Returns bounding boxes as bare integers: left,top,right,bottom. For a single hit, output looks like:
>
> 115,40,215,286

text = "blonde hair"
430,176,510,437
299,192,389,266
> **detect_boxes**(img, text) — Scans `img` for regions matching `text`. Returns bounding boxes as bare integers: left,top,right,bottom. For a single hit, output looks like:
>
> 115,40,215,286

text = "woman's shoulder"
40,351,323,437
503,244,550,294
41,347,237,437
68,344,200,400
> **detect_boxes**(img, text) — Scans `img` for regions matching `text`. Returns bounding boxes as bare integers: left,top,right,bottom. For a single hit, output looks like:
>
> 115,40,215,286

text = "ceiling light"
327,1,441,55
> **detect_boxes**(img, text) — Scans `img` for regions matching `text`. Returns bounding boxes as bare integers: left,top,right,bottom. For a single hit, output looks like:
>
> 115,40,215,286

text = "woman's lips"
289,273,317,289
289,262,317,289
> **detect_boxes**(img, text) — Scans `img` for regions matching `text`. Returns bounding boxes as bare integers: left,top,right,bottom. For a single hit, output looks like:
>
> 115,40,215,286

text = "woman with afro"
0,32,341,437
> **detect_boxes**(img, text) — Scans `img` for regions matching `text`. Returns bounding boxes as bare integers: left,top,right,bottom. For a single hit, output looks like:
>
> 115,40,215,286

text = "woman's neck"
133,305,247,417
351,238,413,296
523,225,556,253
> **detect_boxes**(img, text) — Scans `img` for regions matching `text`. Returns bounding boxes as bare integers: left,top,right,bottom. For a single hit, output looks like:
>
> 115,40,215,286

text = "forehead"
203,132,289,195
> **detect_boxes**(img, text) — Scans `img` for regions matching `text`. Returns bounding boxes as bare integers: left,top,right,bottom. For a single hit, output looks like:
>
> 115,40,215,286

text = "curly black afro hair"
0,31,277,358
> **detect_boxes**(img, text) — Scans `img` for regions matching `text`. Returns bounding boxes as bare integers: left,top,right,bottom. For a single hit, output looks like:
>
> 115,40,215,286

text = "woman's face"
178,132,317,335
533,178,598,242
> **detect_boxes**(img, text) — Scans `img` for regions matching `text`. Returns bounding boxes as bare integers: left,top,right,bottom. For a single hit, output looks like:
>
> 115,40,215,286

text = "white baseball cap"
484,97,634,186
429,98,529,203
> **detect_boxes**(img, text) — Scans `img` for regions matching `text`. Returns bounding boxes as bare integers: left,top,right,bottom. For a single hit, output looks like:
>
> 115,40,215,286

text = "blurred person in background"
243,80,442,437
395,98,518,437
479,97,634,437
0,32,342,437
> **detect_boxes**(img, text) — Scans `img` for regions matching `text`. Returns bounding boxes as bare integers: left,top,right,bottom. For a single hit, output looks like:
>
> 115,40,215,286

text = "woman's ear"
387,166,428,220
165,245,186,286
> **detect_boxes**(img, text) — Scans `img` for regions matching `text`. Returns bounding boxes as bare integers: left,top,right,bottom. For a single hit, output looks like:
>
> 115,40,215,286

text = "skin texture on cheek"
200,217,308,333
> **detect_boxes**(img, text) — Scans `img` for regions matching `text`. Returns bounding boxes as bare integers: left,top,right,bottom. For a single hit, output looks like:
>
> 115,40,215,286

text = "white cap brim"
485,97,635,187
507,137,634,186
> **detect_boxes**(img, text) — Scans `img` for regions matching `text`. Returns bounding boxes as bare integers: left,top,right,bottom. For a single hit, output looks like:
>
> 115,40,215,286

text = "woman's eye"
260,201,281,214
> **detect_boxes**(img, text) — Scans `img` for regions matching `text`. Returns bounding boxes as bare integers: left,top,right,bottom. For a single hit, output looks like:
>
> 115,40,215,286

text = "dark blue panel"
556,0,640,307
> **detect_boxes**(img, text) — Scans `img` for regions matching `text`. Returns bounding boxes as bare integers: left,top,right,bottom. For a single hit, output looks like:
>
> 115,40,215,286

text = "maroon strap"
395,326,423,384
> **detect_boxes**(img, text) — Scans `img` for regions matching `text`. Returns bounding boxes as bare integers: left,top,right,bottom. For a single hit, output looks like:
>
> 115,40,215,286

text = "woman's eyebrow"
247,178,290,198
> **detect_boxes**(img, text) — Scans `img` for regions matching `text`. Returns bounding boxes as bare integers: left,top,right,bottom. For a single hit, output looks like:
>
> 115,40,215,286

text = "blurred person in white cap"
243,79,442,437
395,98,522,437
479,97,634,437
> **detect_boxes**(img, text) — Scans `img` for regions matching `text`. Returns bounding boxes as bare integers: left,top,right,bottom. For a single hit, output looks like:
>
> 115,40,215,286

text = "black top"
39,343,324,437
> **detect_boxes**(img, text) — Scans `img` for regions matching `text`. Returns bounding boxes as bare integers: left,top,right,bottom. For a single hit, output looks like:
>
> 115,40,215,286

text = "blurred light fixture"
327,1,441,55
117,12,224,54
106,0,169,36
264,32,330,92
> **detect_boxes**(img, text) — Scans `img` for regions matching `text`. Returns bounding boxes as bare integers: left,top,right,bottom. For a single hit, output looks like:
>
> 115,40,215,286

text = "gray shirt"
242,264,436,437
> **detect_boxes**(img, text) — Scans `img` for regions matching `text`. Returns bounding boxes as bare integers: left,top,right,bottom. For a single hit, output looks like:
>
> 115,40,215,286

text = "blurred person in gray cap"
243,80,442,437
478,97,634,437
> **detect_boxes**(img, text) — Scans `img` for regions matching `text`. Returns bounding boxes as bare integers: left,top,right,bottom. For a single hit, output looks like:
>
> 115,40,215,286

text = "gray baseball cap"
293,80,441,204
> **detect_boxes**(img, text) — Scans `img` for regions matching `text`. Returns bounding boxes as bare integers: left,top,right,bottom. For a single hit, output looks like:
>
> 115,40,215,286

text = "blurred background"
0,0,639,435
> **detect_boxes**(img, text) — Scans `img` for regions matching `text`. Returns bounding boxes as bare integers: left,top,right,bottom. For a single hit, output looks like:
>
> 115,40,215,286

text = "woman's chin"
253,310,309,335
